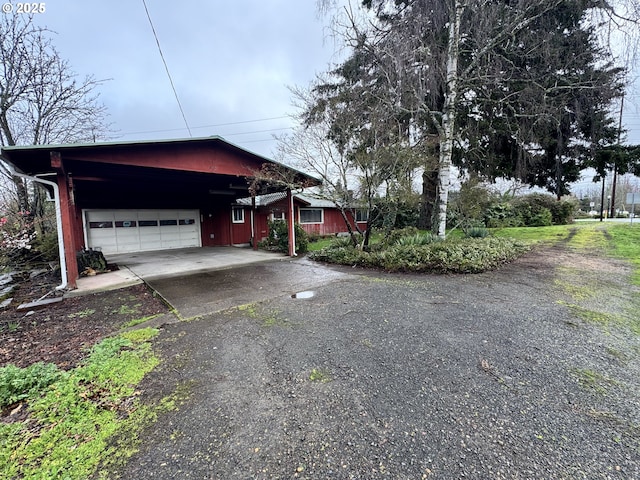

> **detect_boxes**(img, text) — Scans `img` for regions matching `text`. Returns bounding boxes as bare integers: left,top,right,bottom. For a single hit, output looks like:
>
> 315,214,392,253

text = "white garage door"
84,209,201,254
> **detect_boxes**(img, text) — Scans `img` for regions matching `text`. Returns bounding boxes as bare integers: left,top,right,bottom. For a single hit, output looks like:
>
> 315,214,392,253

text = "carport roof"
0,136,321,190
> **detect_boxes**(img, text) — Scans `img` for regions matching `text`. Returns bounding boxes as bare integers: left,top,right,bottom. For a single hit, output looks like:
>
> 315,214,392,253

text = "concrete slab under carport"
68,246,285,296
106,246,283,281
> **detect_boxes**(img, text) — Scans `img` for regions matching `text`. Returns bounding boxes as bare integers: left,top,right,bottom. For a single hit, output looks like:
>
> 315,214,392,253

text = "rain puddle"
291,291,315,299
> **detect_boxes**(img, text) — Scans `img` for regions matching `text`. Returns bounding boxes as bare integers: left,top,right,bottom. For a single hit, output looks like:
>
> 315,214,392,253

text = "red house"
1,137,319,288
235,192,368,243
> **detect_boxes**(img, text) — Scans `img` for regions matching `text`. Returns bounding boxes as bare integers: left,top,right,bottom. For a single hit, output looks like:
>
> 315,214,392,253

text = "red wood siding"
230,208,252,244
201,208,230,246
252,203,368,239
62,142,265,177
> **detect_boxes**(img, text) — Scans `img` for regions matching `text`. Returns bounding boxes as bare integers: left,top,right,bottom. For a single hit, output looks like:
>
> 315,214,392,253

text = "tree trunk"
418,167,438,231
436,0,464,237
12,175,30,213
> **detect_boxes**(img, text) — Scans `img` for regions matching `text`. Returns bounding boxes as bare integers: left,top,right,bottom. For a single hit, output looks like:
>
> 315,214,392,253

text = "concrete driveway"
108,246,282,281
144,256,351,319
72,247,284,296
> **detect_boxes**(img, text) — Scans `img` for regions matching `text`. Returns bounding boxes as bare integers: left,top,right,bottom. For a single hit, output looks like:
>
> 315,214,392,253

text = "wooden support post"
251,196,258,250
51,152,79,289
286,188,296,256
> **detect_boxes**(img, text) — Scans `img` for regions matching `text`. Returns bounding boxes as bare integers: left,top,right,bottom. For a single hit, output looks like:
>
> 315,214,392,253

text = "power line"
122,116,291,136
141,0,192,137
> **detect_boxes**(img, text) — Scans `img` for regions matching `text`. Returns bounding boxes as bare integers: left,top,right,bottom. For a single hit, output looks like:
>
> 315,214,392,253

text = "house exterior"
236,192,368,243
0,136,319,288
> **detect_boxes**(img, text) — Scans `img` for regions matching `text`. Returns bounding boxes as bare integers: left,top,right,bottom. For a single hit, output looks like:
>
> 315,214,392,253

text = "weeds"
309,368,331,383
121,314,163,329
67,308,96,319
0,328,167,479
113,304,141,315
572,368,618,395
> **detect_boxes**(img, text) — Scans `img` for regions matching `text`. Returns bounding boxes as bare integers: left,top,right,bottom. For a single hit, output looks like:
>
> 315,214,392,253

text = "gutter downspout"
290,188,298,257
5,164,68,290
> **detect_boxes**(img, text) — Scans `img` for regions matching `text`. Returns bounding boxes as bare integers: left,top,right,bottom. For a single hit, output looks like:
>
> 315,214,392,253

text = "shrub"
484,202,524,228
381,227,420,247
261,220,309,254
310,236,530,273
465,226,489,238
330,236,356,249
31,231,60,263
395,232,440,246
528,207,553,227
511,193,577,226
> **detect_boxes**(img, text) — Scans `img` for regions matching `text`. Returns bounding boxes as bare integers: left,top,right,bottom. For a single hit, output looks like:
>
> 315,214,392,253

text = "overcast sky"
27,1,339,158
23,0,640,182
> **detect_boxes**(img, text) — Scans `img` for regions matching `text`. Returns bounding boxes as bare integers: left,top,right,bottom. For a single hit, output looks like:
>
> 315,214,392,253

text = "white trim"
299,207,324,224
271,211,285,221
232,206,245,223
355,209,369,222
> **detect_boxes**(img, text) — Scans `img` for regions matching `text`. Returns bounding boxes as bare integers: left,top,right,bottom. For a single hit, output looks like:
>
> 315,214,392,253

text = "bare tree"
280,76,421,247
0,13,110,218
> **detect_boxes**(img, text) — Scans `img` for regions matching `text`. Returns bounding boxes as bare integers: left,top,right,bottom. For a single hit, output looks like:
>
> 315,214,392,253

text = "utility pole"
609,94,625,219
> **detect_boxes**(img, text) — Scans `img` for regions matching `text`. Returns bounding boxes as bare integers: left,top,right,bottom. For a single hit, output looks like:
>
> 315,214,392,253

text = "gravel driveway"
114,246,640,479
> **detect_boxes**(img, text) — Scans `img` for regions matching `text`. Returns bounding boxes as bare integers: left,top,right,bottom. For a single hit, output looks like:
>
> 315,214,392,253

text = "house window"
299,208,323,224
355,209,369,222
232,207,245,223
271,211,285,221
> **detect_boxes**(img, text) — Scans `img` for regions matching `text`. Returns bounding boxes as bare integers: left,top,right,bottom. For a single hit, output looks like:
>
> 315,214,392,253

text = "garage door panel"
85,209,201,254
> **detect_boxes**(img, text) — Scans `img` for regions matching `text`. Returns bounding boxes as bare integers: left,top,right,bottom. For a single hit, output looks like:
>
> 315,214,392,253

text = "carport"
1,136,319,289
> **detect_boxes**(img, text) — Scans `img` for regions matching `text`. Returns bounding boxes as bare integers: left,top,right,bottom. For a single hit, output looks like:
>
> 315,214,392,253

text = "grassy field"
494,222,640,285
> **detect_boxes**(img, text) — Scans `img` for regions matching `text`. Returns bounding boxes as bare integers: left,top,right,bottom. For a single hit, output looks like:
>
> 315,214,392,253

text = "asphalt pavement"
114,251,640,479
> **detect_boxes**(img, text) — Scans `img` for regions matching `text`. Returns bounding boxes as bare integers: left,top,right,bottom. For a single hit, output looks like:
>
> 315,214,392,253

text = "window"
159,219,178,226
299,208,323,224
355,209,369,222
271,211,285,221
115,221,137,228
179,219,195,225
139,220,158,227
89,221,113,229
232,207,245,223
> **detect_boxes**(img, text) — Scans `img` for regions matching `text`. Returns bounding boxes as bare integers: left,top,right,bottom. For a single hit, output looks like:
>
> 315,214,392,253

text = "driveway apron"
145,257,350,319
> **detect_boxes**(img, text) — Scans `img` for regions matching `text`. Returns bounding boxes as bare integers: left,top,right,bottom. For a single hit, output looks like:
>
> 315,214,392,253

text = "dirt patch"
0,273,170,370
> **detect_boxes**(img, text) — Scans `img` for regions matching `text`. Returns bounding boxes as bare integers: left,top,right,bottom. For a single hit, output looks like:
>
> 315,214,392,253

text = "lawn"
493,222,640,285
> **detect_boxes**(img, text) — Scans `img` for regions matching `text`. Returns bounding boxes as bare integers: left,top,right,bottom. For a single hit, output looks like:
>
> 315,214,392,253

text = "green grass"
494,223,640,283
307,237,334,251
0,328,172,479
607,224,640,286
491,224,574,244
306,232,384,252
